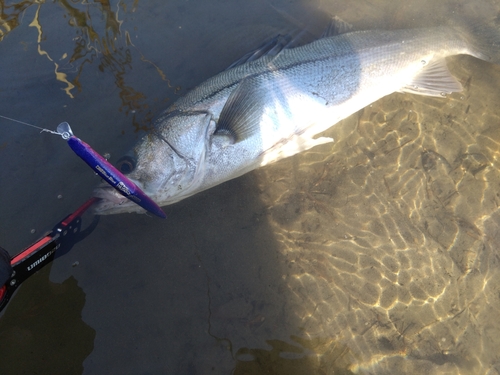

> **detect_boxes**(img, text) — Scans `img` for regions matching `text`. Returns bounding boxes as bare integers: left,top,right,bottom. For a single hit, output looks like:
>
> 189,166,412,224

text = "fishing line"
0,114,166,218
0,114,60,136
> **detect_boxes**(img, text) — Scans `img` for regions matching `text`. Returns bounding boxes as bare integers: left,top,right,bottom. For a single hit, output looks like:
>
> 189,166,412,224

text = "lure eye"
116,155,136,174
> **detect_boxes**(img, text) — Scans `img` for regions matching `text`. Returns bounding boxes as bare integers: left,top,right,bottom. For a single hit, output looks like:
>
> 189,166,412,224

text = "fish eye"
116,155,136,174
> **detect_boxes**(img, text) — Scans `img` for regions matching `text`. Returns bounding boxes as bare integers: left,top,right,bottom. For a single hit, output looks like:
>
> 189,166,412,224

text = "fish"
92,17,500,215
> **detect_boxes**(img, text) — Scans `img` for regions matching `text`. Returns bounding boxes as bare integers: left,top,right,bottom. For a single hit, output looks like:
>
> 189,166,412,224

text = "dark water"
1,1,500,374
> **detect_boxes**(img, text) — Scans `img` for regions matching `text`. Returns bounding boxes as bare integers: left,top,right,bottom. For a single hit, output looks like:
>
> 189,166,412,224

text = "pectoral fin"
215,77,288,143
214,81,266,143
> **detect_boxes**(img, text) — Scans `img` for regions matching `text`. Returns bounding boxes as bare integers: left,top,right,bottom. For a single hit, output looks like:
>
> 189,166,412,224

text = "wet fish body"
93,21,499,215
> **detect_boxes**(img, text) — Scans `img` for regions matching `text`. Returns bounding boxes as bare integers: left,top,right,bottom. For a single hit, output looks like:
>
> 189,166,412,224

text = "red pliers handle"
0,197,100,313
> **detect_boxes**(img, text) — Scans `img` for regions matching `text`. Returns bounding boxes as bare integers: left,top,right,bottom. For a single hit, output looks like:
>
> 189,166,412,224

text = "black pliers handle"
0,197,100,313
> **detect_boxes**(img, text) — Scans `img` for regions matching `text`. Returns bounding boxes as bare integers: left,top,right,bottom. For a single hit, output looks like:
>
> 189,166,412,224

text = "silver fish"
93,18,500,215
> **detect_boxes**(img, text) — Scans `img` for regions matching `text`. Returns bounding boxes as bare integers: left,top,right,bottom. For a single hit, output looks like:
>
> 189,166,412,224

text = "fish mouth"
92,184,146,215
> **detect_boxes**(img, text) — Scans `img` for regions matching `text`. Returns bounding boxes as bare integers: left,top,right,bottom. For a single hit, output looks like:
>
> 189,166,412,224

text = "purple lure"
57,122,166,219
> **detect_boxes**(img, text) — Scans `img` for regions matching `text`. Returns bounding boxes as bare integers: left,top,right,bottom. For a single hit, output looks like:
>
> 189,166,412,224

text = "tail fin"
455,19,500,64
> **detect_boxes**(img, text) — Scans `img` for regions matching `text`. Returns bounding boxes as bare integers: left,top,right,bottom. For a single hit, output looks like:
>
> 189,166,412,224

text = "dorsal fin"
216,16,356,142
321,16,354,38
225,35,291,71
225,16,354,70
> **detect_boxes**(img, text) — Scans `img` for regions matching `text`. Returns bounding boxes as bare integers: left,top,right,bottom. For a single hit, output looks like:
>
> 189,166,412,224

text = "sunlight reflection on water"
1,0,500,374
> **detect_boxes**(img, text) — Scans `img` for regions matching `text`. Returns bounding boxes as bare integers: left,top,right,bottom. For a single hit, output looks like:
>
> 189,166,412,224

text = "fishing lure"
0,115,166,218
56,122,167,219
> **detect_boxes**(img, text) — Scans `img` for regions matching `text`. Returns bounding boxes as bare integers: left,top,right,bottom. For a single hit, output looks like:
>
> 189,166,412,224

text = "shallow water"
1,1,500,374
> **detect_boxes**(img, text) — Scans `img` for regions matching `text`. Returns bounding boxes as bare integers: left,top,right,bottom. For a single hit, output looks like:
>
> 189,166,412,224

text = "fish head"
93,111,214,215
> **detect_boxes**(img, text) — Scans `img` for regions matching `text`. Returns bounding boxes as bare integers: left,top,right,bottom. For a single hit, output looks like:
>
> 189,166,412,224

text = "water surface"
1,1,500,374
